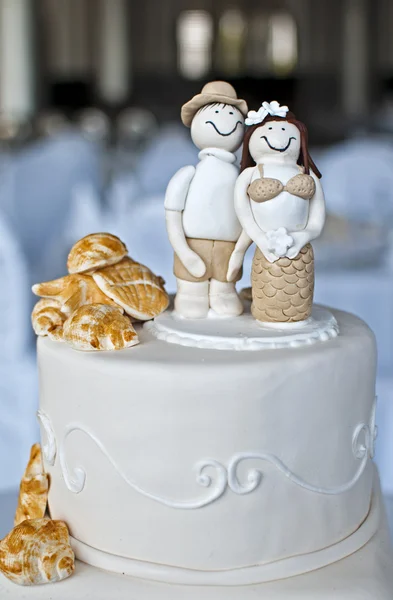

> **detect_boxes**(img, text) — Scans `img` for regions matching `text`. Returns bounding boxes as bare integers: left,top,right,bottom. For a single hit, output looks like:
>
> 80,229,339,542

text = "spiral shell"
31,299,66,340
63,303,139,351
0,519,74,586
14,444,49,527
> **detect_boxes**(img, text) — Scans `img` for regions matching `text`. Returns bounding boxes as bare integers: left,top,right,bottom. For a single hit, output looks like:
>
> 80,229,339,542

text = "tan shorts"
174,238,241,283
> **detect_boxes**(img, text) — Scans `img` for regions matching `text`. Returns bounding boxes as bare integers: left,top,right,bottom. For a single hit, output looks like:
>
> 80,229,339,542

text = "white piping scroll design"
57,399,377,508
60,423,228,508
37,410,57,466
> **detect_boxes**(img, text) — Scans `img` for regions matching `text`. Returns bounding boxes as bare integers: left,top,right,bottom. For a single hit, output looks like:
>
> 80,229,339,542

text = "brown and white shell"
0,519,74,586
93,257,169,321
31,298,66,340
62,303,139,351
32,274,119,316
14,444,49,527
67,232,128,274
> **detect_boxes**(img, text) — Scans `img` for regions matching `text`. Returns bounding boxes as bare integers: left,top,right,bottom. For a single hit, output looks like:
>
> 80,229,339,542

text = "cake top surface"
37,307,375,368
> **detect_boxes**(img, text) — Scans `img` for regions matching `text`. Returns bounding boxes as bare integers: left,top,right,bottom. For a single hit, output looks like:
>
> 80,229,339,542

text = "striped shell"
32,274,119,316
14,444,49,527
67,233,127,274
0,519,74,586
93,257,169,321
62,303,139,351
31,299,66,340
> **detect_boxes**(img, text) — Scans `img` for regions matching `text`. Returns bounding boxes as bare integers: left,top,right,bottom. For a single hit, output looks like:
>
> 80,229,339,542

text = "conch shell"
31,299,66,340
0,519,74,586
93,257,169,321
67,232,128,274
15,444,49,527
63,303,139,351
32,274,119,316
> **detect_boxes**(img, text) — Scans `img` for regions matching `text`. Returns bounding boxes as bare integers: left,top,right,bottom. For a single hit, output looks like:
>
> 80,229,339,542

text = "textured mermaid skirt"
251,244,314,323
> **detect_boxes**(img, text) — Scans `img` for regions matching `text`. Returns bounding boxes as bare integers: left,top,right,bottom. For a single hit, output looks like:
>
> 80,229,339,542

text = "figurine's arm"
286,172,326,259
227,230,252,282
165,166,206,278
234,168,278,263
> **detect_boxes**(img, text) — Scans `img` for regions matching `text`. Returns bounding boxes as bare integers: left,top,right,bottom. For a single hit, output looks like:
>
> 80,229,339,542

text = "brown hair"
240,112,321,178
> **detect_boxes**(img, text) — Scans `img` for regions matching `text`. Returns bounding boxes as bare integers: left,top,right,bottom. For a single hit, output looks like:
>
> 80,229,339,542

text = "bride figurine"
228,101,326,324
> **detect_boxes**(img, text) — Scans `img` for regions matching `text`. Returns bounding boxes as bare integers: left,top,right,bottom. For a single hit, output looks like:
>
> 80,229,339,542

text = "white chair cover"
318,138,393,223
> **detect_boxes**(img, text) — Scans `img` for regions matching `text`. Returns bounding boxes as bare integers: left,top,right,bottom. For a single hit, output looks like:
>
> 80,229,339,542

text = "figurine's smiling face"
249,120,301,162
190,103,245,152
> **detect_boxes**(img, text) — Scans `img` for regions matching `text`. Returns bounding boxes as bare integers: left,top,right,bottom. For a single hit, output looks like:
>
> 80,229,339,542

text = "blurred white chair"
64,181,105,246
106,172,141,223
2,133,102,285
0,211,30,359
0,211,37,491
108,193,175,291
0,358,37,492
318,138,393,223
135,124,198,196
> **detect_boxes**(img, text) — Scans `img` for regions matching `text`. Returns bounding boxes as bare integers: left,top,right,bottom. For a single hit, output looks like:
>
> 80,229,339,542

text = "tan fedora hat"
181,81,248,127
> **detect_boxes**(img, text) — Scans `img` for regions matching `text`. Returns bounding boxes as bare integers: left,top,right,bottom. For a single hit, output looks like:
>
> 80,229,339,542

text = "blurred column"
38,0,93,110
341,0,369,118
0,0,35,120
40,0,91,80
97,0,131,106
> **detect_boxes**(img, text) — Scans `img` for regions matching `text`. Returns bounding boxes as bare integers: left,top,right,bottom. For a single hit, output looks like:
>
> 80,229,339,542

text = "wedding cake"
1,84,392,599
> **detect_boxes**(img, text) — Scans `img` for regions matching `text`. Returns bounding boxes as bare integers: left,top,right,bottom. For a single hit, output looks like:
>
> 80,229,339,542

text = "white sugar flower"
266,228,293,257
245,101,289,126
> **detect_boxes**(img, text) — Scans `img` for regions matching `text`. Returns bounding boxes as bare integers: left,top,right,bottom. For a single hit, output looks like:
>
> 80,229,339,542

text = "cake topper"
32,233,169,351
165,81,248,319
228,102,325,323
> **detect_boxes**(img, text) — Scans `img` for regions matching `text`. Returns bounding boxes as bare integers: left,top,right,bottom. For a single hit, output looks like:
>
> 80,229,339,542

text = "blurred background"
0,0,393,503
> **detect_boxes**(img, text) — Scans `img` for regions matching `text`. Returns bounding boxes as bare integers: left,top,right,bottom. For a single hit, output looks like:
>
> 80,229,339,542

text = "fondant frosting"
37,309,377,579
1,475,392,597
145,305,339,350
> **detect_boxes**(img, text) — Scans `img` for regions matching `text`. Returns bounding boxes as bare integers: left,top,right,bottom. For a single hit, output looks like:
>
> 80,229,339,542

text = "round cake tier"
37,308,377,582
145,305,339,350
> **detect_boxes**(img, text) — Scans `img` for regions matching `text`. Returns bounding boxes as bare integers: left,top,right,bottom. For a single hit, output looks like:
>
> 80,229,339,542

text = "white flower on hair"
245,101,289,126
266,228,293,257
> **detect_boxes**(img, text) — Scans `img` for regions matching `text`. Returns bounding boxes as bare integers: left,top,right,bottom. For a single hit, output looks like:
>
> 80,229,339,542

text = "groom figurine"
165,81,248,319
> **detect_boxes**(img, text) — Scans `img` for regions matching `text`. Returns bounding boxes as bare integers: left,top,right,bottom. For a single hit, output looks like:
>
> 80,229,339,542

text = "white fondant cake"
33,307,385,591
1,470,392,599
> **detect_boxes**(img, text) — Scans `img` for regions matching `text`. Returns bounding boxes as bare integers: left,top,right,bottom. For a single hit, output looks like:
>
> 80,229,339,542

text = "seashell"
93,257,169,321
0,519,74,586
248,177,284,203
31,299,66,340
32,274,119,316
285,173,316,200
15,444,49,527
67,233,128,274
63,303,139,351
